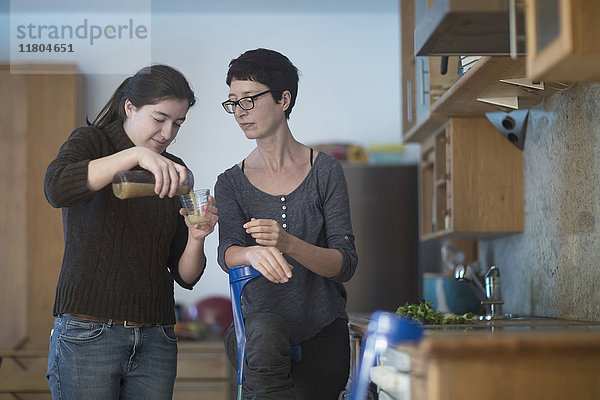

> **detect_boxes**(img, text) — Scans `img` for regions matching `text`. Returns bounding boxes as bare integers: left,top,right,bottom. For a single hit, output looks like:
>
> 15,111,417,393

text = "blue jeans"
46,315,178,400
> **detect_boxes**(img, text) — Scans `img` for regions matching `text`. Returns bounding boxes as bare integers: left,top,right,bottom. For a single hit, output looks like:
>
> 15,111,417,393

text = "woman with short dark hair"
217,49,358,400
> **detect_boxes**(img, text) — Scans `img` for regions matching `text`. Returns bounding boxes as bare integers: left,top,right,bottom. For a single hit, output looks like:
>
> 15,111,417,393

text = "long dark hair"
89,64,196,128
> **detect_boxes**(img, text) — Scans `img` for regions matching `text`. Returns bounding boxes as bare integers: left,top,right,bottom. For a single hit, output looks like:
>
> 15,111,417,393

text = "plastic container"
423,273,481,314
112,169,194,199
179,189,210,224
368,143,420,165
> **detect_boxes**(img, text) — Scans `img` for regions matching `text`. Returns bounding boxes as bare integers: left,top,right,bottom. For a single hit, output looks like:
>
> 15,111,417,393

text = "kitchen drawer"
173,381,230,400
371,366,411,400
0,351,50,396
177,350,229,379
373,347,427,400
0,395,51,400
176,340,232,399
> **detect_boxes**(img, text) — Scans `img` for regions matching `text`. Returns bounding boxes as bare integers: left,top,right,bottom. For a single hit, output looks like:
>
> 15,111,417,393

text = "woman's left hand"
180,195,218,240
244,218,291,253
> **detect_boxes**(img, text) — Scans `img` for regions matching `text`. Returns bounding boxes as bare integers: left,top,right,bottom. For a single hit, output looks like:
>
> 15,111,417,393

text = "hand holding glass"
179,189,210,224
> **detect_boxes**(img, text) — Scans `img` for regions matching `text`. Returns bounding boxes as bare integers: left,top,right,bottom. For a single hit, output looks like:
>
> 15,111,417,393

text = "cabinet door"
0,64,81,350
173,382,230,400
434,128,450,233
402,0,460,140
0,352,50,397
400,0,417,135
419,117,523,240
414,0,430,124
175,341,231,400
450,118,523,235
0,71,28,349
526,0,600,81
419,125,450,238
419,136,434,237
401,0,434,134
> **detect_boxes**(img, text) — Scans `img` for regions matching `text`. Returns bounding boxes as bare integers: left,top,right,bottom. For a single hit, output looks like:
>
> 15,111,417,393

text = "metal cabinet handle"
419,58,429,105
406,79,413,123
509,0,517,60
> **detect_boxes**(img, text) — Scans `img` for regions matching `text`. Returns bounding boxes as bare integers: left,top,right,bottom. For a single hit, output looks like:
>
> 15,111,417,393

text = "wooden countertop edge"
348,313,600,358
396,330,600,358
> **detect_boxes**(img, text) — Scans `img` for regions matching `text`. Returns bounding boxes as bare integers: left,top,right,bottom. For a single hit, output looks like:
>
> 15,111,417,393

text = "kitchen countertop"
348,312,600,355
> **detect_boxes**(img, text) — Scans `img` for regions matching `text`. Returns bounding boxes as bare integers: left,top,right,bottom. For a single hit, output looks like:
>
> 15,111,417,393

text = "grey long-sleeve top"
215,151,358,344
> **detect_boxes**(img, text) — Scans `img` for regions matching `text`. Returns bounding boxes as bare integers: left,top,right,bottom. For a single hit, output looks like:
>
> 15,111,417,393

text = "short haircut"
226,48,299,119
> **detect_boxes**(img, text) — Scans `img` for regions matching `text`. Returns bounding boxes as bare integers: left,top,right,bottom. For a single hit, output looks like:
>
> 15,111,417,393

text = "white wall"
2,2,401,307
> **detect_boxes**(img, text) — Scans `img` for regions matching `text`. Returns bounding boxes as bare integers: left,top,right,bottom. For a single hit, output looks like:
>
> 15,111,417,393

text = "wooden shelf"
421,229,522,241
420,229,452,241
404,56,559,143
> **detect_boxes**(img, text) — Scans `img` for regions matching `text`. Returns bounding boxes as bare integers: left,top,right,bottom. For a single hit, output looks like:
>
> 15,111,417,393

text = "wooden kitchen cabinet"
526,0,600,82
403,55,561,143
375,331,600,400
349,315,600,400
400,0,458,138
0,340,232,399
419,117,523,240
0,64,81,395
0,349,51,399
0,63,82,352
174,341,232,400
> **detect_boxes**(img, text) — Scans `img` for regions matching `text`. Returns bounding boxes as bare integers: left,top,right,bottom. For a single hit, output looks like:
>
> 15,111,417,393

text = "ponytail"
88,65,196,128
87,77,132,127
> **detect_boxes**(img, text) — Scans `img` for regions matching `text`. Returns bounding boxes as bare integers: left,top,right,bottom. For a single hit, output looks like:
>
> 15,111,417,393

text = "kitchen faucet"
455,264,505,320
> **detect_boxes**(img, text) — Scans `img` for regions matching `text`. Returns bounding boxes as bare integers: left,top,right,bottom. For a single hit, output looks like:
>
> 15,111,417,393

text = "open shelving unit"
404,56,559,143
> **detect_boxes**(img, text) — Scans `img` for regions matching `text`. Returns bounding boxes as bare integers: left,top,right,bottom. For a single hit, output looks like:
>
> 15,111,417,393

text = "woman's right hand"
135,147,188,198
245,245,293,284
87,146,187,196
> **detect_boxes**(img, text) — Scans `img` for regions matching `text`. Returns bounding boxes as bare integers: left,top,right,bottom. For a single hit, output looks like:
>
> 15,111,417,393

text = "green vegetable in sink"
396,300,474,325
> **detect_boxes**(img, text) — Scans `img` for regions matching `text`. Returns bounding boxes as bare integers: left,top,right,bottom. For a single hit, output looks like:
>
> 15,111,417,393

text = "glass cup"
179,189,210,224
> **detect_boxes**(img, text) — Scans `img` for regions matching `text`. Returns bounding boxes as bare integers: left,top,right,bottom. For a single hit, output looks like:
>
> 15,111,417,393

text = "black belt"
62,313,154,328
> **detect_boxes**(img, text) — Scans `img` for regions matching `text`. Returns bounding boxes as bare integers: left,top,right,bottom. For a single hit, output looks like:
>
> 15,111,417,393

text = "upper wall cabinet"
401,0,460,138
419,117,524,240
403,55,559,143
401,0,558,143
414,0,526,56
526,0,600,81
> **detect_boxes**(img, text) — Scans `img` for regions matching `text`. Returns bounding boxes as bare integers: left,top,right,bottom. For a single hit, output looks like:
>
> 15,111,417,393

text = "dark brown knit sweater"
44,121,199,324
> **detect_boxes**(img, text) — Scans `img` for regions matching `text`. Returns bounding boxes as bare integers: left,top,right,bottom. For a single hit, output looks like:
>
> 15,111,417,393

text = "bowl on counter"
423,273,481,315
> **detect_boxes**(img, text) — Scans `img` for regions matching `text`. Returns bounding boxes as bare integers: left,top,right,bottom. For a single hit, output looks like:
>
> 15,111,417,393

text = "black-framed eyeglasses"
221,90,279,114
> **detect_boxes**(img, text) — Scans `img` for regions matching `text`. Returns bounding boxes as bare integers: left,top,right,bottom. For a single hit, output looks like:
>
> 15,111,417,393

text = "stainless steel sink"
425,314,600,331
502,314,555,320
479,313,555,321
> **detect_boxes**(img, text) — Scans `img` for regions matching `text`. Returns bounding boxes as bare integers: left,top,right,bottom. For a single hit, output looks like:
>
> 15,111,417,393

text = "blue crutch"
228,265,302,400
229,265,262,400
349,311,424,400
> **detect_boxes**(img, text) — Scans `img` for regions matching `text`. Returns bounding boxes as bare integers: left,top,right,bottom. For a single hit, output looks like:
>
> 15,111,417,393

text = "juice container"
112,169,194,199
